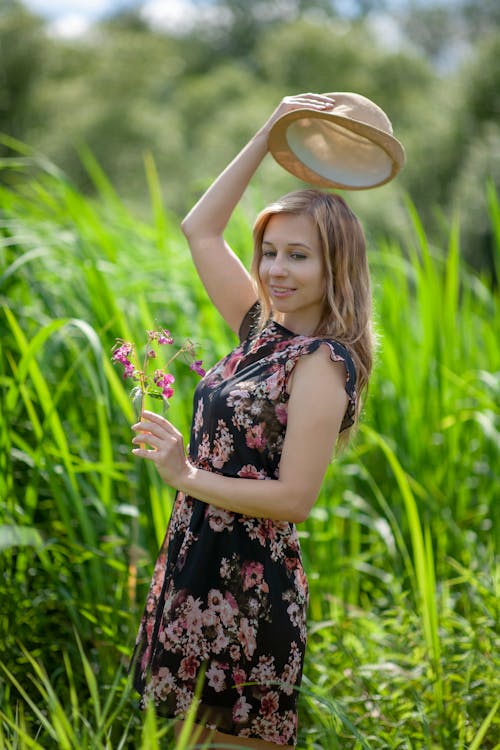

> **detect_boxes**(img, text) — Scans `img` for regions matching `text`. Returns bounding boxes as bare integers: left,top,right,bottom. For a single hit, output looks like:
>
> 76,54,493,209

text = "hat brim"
268,109,406,190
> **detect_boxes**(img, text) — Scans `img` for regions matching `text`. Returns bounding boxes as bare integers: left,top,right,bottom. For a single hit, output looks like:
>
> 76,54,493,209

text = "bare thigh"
174,721,294,749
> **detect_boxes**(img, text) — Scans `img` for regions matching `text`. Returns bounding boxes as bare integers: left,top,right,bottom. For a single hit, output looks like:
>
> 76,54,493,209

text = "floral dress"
132,304,357,746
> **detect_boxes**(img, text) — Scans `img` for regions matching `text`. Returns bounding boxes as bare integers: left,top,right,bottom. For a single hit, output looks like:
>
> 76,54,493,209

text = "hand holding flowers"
131,410,193,488
111,328,205,481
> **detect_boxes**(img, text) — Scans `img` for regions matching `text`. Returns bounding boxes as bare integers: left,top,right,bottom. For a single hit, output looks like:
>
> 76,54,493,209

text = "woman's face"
259,212,326,335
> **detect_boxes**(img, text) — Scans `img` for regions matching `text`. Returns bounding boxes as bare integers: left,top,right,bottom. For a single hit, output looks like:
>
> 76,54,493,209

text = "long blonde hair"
251,189,374,432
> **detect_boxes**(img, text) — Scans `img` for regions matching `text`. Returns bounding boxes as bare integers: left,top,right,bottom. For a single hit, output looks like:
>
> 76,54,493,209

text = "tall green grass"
0,142,499,748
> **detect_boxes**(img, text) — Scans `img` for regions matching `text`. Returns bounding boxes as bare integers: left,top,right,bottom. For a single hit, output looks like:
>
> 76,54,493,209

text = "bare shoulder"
288,342,349,402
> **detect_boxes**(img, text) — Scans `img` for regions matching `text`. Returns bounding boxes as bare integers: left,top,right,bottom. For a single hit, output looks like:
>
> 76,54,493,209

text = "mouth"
270,286,296,297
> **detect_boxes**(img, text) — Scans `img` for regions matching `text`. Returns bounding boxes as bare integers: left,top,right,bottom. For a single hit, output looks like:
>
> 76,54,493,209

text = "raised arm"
181,93,336,333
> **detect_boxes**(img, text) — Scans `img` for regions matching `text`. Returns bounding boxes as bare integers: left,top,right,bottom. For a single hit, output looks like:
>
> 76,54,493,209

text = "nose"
269,253,287,276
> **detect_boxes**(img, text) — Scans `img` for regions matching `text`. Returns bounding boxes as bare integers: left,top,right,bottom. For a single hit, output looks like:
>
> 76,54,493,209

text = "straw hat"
268,92,405,190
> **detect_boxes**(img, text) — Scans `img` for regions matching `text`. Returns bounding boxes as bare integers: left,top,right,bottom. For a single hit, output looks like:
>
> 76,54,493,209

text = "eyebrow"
261,240,312,250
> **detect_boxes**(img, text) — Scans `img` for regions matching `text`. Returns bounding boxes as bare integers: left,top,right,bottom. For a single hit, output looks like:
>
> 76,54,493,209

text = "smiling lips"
270,286,296,297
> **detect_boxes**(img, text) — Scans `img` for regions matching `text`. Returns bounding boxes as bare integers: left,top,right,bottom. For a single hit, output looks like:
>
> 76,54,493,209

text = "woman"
131,93,374,748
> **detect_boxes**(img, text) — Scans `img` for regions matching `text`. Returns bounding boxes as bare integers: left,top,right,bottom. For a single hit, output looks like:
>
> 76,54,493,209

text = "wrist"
250,127,271,152
178,460,198,495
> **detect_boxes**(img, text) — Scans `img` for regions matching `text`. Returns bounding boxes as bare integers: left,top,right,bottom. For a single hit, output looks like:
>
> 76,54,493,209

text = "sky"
23,0,138,19
21,0,216,37
21,0,415,38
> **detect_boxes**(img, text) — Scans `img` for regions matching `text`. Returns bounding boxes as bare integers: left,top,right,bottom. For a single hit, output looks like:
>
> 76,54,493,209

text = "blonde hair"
251,189,374,436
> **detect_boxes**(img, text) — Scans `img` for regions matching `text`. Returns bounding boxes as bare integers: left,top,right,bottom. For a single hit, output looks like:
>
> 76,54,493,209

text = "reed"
1,146,498,747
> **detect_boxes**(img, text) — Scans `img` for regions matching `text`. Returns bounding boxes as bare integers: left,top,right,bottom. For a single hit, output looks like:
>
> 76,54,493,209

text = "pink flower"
250,655,276,684
158,329,174,345
111,341,135,378
206,662,226,693
184,596,204,633
261,690,280,716
111,341,133,363
237,464,267,480
122,360,135,379
245,423,267,451
238,617,256,659
206,505,234,533
224,591,238,610
212,627,230,654
229,644,241,662
275,403,288,425
153,370,175,398
207,589,224,610
221,350,242,378
232,667,247,696
201,609,218,628
190,359,206,377
233,696,252,723
219,598,237,627
263,368,284,399
286,601,301,628
148,329,174,345
294,565,308,594
178,655,200,681
242,561,267,592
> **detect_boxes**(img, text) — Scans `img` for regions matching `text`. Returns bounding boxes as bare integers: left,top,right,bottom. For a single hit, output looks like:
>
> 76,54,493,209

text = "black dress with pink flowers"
132,303,356,746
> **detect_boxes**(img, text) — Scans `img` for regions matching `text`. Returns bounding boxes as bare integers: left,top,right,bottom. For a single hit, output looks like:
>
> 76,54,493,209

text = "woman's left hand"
131,410,191,487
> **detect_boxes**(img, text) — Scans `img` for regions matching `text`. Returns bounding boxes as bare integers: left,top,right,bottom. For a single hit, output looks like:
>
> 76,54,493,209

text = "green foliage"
0,2,47,139
0,148,499,747
0,0,496,273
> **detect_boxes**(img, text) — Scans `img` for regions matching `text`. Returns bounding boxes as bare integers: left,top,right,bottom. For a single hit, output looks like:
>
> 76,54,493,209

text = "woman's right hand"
259,93,336,140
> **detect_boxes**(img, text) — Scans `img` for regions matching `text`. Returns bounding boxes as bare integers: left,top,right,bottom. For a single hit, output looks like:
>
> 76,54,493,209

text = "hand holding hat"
267,92,406,190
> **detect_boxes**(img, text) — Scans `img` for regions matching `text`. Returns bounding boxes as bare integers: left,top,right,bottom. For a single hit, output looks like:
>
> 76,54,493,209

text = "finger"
137,411,181,435
132,418,176,438
287,93,335,108
131,446,160,459
141,409,165,421
139,410,174,428
132,433,164,450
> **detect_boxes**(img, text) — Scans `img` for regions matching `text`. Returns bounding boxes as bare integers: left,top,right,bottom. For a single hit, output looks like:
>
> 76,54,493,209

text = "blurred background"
2,0,499,275
1,2,499,747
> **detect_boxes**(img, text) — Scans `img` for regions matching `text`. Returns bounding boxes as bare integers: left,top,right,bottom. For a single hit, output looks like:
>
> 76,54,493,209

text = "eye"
290,252,306,260
261,248,276,258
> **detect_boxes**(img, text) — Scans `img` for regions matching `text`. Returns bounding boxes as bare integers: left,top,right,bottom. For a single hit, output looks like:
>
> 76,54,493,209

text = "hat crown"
324,92,394,136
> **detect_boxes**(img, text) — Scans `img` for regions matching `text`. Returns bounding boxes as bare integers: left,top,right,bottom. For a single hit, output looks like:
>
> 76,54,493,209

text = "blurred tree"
256,18,376,93
28,24,188,203
452,124,500,281
397,2,466,67
3,0,498,274
174,0,389,68
451,33,500,276
209,0,338,62
461,0,500,40
397,0,499,70
461,32,500,130
0,1,46,142
255,15,434,122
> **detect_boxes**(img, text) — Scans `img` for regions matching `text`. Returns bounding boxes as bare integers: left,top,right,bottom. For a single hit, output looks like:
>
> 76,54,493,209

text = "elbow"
287,495,314,524
291,508,310,524
180,216,193,239
290,509,308,524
